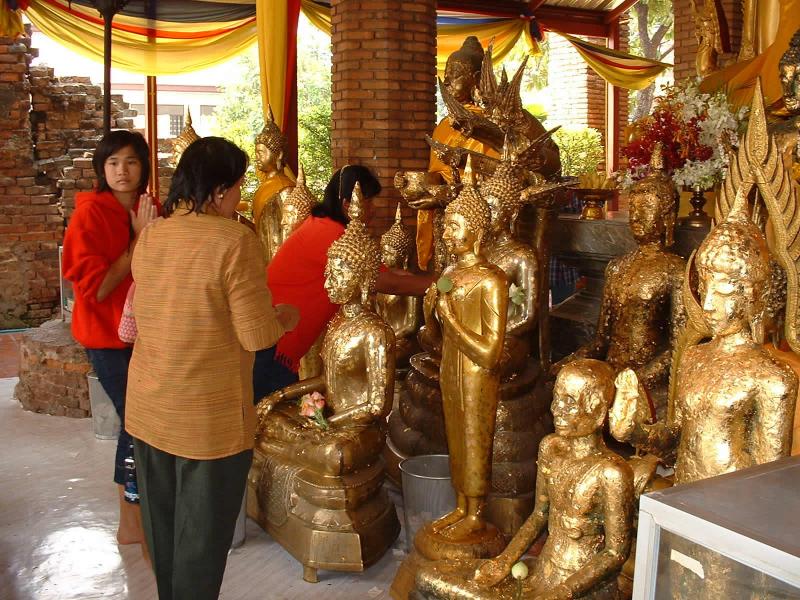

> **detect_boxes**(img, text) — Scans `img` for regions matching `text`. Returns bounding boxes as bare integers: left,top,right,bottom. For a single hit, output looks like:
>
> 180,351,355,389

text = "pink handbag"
118,282,138,343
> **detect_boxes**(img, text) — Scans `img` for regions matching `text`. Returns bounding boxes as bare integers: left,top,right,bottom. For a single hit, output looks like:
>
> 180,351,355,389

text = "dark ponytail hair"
313,165,382,225
164,137,248,216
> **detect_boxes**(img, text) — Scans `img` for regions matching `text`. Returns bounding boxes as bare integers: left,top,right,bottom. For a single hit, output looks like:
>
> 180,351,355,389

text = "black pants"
133,438,252,600
85,347,133,485
252,344,299,403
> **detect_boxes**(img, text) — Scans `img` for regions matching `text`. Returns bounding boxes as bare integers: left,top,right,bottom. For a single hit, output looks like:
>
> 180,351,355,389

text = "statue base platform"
414,522,505,561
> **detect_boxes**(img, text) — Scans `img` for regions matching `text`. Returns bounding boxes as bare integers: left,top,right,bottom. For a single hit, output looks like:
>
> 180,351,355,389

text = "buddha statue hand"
473,557,511,588
610,369,650,442
256,390,284,429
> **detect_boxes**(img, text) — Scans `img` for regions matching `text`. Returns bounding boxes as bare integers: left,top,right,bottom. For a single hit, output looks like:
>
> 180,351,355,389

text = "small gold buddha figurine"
414,359,634,600
376,203,421,368
253,105,294,262
418,157,508,551
171,109,200,166
250,183,399,582
691,0,724,76
481,143,538,379
769,28,800,182
553,145,685,417
275,162,316,246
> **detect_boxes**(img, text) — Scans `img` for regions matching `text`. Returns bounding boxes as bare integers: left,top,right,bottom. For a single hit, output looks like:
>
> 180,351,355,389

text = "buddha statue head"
778,28,800,114
325,182,380,306
481,141,525,237
172,109,200,166
443,156,491,257
443,36,484,104
628,143,677,247
255,105,288,175
552,358,614,438
380,203,412,269
280,163,316,241
695,191,771,339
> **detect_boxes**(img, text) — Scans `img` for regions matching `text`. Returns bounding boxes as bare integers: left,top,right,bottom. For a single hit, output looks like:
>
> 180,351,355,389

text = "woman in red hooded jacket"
62,130,159,550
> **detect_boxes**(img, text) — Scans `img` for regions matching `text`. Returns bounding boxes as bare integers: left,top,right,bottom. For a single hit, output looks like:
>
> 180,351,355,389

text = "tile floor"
0,377,408,599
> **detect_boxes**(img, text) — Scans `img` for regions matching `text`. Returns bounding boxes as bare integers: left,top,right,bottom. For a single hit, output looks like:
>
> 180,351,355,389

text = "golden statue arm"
423,284,442,338
396,296,421,340
327,328,396,426
610,369,679,461
506,259,538,335
437,285,507,369
556,465,633,599
473,453,550,588
255,375,326,426
751,377,797,464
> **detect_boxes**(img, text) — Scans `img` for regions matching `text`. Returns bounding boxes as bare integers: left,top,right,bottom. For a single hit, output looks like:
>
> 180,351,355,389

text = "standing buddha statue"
414,359,634,600
553,147,685,418
250,182,399,582
415,157,508,558
253,106,294,262
376,204,421,368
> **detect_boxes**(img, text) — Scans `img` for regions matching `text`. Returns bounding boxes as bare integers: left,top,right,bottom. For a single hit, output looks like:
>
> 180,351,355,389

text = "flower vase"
681,186,712,229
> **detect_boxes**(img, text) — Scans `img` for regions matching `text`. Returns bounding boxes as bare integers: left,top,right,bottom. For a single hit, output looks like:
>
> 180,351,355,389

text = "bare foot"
430,507,465,533
441,515,486,540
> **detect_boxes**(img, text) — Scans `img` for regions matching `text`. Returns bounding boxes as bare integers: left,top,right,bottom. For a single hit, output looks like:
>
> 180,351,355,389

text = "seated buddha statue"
553,147,686,417
253,106,295,263
481,146,538,379
769,27,800,183
414,359,634,600
250,183,399,582
376,203,421,369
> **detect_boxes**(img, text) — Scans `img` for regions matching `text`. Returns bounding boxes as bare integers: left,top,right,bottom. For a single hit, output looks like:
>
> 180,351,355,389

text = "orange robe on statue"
252,172,294,227
417,106,499,270
700,0,800,107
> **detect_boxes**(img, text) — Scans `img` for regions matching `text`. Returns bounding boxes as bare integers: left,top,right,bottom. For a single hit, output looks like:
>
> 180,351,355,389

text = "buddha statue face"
628,190,665,244
280,201,303,241
255,142,284,174
443,36,483,104
696,219,770,337
443,159,490,257
443,212,479,256
380,204,412,269
324,256,360,305
551,360,613,438
381,242,402,269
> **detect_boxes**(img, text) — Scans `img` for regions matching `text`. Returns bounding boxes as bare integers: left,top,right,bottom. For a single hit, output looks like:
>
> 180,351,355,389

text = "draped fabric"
25,0,257,74
556,32,672,91
0,0,25,37
700,0,800,107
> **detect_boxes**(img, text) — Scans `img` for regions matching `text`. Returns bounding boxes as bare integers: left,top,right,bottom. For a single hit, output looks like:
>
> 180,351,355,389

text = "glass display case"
633,456,800,599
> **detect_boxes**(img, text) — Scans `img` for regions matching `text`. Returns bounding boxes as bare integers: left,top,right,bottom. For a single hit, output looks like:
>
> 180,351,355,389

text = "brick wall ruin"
0,30,135,328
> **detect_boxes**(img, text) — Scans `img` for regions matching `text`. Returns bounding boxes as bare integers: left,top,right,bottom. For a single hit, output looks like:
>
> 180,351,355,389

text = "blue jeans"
252,345,298,404
86,347,133,485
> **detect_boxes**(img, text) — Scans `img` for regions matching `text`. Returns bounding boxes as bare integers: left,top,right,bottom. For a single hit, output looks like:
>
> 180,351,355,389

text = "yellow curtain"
0,1,24,38
556,32,671,91
256,0,290,131
300,0,331,33
25,0,257,75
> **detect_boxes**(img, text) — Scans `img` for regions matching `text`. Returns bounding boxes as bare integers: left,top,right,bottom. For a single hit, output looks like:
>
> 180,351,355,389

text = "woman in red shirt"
62,130,159,550
256,166,434,399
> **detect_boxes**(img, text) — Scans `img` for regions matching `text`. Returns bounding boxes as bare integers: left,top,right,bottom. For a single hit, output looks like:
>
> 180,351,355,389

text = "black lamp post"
93,0,129,134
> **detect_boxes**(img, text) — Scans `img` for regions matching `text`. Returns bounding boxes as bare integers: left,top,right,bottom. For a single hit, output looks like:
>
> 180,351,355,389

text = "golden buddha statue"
414,158,508,558
276,162,316,244
769,28,800,183
414,359,634,600
249,183,399,582
553,147,685,418
171,109,200,166
253,105,294,262
482,145,538,378
740,0,781,61
691,0,724,76
376,203,421,368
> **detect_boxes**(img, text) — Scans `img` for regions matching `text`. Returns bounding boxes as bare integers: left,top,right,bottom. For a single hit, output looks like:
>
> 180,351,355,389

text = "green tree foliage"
553,127,604,176
211,15,332,203
628,0,674,121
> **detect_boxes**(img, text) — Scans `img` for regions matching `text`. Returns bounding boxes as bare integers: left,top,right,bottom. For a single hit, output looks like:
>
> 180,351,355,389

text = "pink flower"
299,393,326,417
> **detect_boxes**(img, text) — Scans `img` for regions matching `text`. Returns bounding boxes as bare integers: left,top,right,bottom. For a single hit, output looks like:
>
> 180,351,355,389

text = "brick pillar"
331,0,437,234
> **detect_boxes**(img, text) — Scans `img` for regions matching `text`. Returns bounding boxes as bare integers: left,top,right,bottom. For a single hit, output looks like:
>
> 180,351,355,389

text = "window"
169,114,184,137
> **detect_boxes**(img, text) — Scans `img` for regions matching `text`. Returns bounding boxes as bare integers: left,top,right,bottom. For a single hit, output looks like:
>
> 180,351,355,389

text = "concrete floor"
0,376,408,600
